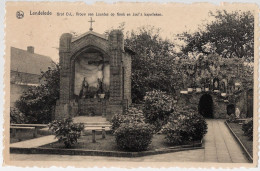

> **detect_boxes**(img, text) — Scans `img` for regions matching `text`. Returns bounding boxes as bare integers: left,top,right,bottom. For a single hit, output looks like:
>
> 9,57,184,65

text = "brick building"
10,46,54,107
55,30,134,120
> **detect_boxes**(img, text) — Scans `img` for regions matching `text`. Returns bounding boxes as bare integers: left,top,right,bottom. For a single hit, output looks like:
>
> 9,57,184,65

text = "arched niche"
198,94,214,118
70,46,110,99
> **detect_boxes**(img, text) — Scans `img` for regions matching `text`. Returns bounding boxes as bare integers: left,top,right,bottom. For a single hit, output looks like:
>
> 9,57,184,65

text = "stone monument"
55,22,134,120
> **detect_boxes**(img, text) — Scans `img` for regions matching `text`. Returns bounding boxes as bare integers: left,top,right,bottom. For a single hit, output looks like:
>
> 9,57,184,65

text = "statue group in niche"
79,77,109,99
79,77,89,99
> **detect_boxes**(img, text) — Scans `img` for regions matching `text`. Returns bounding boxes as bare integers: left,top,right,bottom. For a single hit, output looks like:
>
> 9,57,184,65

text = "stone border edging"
10,141,203,157
224,121,253,162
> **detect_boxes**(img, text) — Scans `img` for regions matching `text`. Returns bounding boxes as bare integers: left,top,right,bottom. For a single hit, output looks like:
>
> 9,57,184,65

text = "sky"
5,2,257,62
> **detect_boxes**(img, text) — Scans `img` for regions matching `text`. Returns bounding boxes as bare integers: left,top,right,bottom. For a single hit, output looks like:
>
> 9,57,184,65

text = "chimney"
27,46,34,53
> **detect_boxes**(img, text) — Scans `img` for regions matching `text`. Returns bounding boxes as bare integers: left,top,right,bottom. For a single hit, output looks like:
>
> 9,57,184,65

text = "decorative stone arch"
55,30,133,120
71,34,109,57
70,45,110,62
177,92,228,119
226,104,235,115
69,45,111,99
198,93,214,118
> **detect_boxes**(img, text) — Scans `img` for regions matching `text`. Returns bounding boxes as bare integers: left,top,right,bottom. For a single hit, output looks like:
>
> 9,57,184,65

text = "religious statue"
209,62,216,74
235,107,241,118
213,77,220,90
221,81,226,93
97,78,104,94
79,77,89,99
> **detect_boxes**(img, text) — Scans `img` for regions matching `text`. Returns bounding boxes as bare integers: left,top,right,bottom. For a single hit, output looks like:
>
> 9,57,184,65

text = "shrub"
10,107,27,124
162,109,207,145
227,114,237,123
48,117,84,148
143,90,175,132
15,65,60,124
114,122,153,151
242,118,253,140
110,107,145,133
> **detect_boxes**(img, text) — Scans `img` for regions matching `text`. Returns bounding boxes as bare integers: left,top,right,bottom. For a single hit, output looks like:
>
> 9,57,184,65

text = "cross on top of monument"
88,17,95,31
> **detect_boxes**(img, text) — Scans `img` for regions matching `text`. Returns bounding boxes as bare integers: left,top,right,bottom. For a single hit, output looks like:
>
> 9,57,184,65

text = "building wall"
11,70,41,85
10,70,41,108
10,83,30,107
235,91,248,118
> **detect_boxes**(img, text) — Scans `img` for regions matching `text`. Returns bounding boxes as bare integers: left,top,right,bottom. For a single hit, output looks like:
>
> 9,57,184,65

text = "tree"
125,26,177,102
182,10,254,61
15,63,60,123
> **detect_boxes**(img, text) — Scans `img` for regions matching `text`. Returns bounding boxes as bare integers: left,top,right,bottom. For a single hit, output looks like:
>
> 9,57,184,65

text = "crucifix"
88,17,95,31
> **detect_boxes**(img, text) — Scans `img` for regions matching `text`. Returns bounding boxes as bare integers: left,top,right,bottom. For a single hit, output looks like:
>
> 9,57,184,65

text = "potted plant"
187,87,193,92
180,90,188,94
99,93,105,99
196,87,202,93
187,81,193,92
221,92,227,97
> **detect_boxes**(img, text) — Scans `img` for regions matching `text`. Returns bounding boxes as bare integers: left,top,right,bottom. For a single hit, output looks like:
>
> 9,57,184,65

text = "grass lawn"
41,134,200,152
228,122,253,157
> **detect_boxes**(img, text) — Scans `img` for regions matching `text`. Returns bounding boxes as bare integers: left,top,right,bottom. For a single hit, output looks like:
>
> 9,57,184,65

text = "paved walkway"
10,135,57,148
10,120,249,163
203,119,248,163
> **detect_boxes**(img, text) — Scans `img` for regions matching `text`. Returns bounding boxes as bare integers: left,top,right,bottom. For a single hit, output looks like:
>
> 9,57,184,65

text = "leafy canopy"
182,10,254,61
125,26,178,102
15,63,60,124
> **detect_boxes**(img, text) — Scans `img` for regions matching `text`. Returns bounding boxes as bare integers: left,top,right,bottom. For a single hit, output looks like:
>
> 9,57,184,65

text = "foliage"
125,26,177,102
110,107,145,133
15,64,60,124
182,10,254,61
114,122,153,151
242,118,253,140
227,114,237,123
111,106,153,151
162,109,208,145
10,107,27,124
143,90,175,132
49,117,85,148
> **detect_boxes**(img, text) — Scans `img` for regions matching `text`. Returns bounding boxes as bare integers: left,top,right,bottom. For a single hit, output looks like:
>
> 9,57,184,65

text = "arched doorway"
198,94,214,118
227,104,235,116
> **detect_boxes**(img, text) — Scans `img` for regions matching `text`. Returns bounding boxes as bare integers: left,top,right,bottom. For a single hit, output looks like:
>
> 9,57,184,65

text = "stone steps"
73,116,107,122
83,122,111,126
73,116,111,129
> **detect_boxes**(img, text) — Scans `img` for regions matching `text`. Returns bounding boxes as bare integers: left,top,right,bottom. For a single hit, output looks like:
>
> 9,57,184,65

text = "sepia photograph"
3,1,259,168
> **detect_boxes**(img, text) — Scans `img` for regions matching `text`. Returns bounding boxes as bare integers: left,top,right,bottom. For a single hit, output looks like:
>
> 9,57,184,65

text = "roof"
11,47,54,75
72,31,107,42
124,47,136,55
72,31,136,55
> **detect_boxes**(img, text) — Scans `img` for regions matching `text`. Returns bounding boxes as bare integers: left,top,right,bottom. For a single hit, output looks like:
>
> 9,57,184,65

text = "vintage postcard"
3,1,259,168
